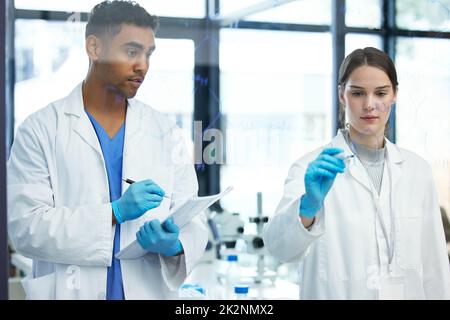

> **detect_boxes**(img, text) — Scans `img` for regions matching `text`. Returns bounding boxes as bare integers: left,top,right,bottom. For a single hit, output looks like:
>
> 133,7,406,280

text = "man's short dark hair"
85,1,159,39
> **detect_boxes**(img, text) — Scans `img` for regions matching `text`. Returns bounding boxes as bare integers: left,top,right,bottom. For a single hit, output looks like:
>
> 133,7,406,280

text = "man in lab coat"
7,0,208,299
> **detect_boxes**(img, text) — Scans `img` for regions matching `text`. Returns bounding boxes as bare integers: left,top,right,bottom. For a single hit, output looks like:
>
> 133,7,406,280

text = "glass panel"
345,0,382,28
217,0,266,17
396,0,450,31
220,29,332,227
396,37,450,217
135,39,195,137
345,33,383,55
15,0,206,18
11,18,196,298
14,19,88,131
243,0,331,25
14,19,194,136
15,0,102,12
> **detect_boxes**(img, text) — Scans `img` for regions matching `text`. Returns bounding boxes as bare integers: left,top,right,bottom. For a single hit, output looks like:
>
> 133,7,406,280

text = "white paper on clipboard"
115,186,233,260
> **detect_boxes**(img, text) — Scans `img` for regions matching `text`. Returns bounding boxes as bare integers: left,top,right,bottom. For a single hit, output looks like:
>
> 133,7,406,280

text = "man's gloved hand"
300,148,345,218
136,218,183,257
112,179,165,224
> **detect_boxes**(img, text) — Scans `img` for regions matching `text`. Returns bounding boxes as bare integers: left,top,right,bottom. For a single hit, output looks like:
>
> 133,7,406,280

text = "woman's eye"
376,92,387,96
352,92,363,97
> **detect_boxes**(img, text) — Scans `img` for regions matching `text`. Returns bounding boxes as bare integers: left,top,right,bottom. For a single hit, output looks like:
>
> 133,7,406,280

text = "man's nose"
134,55,149,74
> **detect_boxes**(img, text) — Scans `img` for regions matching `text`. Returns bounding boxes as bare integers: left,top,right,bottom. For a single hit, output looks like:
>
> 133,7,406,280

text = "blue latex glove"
112,179,165,224
300,148,346,218
136,218,183,257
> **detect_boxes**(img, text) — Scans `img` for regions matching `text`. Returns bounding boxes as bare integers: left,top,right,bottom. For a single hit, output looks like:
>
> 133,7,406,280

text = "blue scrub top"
86,111,126,300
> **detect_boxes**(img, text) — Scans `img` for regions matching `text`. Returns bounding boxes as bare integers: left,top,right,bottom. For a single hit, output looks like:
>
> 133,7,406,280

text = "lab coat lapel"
385,138,403,190
123,100,143,158
332,130,373,192
63,83,103,157
348,161,373,193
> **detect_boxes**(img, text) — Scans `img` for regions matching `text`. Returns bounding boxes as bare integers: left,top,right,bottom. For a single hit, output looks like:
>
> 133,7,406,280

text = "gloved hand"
112,179,165,224
300,148,345,218
136,218,183,257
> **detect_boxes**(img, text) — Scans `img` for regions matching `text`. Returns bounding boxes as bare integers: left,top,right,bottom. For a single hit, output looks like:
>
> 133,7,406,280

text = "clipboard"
115,186,233,260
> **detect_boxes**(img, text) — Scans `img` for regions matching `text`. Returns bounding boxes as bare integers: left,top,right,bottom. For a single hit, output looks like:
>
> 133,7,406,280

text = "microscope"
203,202,246,262
243,192,277,284
205,194,276,285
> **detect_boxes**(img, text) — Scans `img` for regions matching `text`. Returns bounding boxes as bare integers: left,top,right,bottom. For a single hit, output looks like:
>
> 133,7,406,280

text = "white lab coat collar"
331,130,403,192
62,82,144,158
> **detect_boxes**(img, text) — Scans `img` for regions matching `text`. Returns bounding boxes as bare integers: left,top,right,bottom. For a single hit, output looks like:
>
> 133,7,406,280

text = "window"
14,19,195,137
15,0,206,18
396,0,450,31
220,29,332,225
15,0,102,12
396,37,450,215
243,0,331,25
345,0,382,29
345,33,383,55
135,39,195,138
15,19,88,131
217,0,265,16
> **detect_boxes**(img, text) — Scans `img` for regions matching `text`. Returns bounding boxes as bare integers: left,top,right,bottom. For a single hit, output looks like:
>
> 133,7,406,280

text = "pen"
334,154,355,161
122,178,170,199
122,178,137,185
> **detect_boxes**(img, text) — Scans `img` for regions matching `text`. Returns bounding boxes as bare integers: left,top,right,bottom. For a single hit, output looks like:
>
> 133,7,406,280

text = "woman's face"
340,65,397,139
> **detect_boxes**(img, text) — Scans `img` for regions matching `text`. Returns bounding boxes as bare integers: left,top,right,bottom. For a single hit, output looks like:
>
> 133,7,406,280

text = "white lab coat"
263,130,450,299
7,83,209,300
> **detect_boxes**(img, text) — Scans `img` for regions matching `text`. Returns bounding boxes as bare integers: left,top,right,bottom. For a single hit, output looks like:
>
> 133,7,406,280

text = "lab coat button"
97,292,106,300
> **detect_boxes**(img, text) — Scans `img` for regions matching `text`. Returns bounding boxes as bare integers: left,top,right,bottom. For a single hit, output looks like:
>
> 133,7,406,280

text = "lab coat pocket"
397,217,423,269
21,273,56,300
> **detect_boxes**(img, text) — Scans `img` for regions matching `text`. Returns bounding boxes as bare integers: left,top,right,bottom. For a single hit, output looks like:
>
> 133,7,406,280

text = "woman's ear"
85,35,101,62
392,86,398,103
338,85,345,106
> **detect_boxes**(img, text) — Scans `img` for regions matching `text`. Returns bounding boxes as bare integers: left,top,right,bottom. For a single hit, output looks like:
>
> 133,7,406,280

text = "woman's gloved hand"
300,148,346,218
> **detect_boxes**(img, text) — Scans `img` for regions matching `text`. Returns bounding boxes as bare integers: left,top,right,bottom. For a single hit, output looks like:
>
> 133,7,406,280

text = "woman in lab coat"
263,47,450,300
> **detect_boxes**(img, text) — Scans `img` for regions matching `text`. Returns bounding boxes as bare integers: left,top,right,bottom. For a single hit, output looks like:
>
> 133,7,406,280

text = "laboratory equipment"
225,254,241,299
234,284,249,300
204,202,246,262
243,192,276,284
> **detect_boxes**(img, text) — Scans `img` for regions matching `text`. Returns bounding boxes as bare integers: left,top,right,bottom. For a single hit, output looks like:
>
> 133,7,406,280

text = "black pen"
122,178,170,199
122,178,136,185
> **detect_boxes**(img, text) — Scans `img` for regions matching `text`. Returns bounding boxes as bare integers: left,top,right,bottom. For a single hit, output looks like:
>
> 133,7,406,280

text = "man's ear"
85,35,102,62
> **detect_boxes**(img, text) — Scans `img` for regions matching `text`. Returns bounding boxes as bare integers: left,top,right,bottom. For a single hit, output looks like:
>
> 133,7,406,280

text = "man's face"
96,24,156,99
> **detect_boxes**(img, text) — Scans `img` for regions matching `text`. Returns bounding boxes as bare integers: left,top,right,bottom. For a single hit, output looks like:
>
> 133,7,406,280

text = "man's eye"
127,49,137,57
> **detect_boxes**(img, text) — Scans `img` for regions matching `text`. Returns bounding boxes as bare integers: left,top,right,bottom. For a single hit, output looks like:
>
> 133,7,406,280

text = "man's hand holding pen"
113,179,183,256
112,179,165,224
